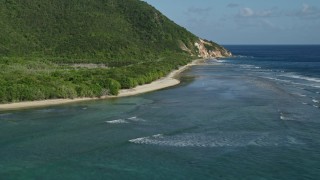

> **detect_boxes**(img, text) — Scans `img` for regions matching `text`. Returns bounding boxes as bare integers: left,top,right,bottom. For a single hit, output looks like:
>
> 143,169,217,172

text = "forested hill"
0,0,231,103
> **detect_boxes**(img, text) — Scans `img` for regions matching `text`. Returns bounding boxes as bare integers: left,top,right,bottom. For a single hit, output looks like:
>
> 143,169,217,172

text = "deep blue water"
226,45,320,76
1,46,320,179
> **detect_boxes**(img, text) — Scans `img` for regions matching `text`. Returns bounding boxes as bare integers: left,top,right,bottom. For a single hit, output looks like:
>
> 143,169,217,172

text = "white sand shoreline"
0,58,206,111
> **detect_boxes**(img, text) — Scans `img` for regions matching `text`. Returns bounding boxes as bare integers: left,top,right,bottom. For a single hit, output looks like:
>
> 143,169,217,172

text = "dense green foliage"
0,54,191,103
0,0,198,61
0,0,227,103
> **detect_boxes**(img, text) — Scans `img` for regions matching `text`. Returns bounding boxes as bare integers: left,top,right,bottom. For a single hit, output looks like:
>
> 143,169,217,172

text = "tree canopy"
0,0,228,103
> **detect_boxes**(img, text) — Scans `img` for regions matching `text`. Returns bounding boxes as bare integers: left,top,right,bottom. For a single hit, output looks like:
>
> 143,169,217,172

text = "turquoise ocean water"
1,46,320,179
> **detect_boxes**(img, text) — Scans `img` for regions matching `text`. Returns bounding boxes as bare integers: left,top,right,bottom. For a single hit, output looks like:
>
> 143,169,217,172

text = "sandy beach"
0,59,205,111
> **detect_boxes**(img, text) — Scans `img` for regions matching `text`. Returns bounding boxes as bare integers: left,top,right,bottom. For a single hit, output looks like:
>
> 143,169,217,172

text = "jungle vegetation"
0,0,226,103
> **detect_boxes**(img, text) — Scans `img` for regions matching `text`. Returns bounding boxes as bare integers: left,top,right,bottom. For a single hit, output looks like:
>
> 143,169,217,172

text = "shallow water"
1,46,320,179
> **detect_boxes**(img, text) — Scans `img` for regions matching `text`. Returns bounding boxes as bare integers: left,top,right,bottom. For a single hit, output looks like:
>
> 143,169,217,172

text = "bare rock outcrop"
194,39,232,58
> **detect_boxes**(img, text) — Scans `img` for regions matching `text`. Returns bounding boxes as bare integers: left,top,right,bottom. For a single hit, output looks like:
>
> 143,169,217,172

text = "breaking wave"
312,99,319,103
106,119,128,124
106,116,146,124
280,74,320,83
129,132,303,148
240,64,261,69
127,116,146,122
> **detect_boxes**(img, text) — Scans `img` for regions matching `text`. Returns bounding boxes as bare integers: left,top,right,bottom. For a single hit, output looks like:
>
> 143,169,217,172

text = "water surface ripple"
1,46,320,179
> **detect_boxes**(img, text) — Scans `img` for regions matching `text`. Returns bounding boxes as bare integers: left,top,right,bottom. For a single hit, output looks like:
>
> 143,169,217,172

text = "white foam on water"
240,65,261,69
129,137,147,143
280,74,320,83
313,105,319,108
129,134,236,147
317,92,320,94
312,99,319,103
292,93,307,97
259,73,320,89
129,134,164,144
280,115,288,121
302,102,308,105
152,134,163,138
216,60,227,63
127,116,137,120
280,113,293,121
279,112,305,121
129,133,302,148
237,55,254,59
106,119,128,124
266,77,320,89
127,116,146,122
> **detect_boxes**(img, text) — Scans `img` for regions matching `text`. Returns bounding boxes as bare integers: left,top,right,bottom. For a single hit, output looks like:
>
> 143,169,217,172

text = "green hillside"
0,0,231,103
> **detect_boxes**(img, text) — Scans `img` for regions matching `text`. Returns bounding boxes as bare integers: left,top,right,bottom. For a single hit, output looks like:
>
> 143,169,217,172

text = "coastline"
0,58,206,111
